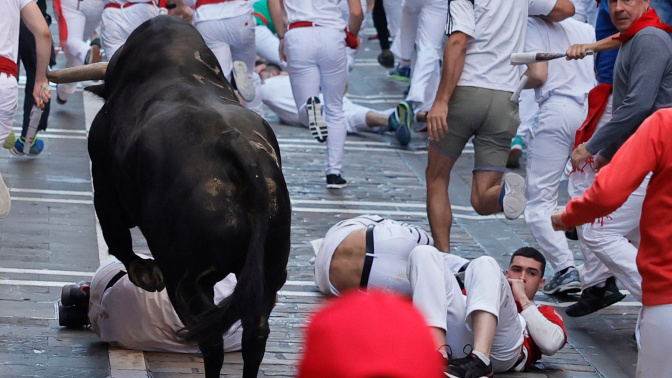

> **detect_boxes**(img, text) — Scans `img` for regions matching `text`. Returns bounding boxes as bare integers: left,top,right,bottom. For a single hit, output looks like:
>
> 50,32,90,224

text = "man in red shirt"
553,108,672,377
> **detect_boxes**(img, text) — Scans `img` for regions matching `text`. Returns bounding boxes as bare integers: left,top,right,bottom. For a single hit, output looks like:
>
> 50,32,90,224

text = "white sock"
472,350,490,366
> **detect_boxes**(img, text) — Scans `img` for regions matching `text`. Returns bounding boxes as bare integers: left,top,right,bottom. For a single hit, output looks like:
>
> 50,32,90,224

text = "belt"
359,226,375,288
105,270,127,291
0,56,18,79
195,0,232,9
288,21,319,30
104,1,154,9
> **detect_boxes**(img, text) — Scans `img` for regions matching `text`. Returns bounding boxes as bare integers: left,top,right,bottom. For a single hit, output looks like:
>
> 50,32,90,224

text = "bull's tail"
184,129,271,343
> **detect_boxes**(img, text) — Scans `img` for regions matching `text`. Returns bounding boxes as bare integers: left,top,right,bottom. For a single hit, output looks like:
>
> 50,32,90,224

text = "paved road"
0,6,639,377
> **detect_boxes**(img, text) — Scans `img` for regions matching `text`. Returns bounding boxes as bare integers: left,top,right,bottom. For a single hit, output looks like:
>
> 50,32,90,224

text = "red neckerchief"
573,83,613,149
614,8,672,43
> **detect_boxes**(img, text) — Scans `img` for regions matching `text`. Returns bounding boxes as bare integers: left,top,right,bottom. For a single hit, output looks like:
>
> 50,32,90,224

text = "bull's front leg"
91,163,164,292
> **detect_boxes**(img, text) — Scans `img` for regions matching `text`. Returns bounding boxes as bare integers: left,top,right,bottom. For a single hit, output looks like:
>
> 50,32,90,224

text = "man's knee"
408,245,442,268
466,256,500,279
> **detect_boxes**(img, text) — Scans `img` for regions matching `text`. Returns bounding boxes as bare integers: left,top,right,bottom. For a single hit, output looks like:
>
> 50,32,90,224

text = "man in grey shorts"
424,0,575,252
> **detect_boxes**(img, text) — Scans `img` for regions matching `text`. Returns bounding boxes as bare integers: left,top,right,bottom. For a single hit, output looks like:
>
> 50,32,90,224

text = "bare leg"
471,310,497,357
426,145,458,252
471,170,504,215
365,111,389,128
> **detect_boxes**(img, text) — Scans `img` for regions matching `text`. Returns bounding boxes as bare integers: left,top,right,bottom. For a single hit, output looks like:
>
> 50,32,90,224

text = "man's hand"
551,211,572,232
571,143,592,170
593,154,608,172
33,81,51,108
507,278,528,305
565,43,592,60
426,102,449,142
278,38,286,62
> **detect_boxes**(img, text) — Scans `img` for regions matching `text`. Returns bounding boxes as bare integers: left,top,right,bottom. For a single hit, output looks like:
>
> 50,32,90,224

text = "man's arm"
543,0,575,22
522,306,566,355
426,32,468,142
21,2,52,108
267,0,287,61
346,0,364,37
523,62,547,89
566,33,621,60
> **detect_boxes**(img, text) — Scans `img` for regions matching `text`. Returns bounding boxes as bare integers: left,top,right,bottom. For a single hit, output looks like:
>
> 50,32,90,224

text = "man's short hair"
509,247,546,276
264,63,282,75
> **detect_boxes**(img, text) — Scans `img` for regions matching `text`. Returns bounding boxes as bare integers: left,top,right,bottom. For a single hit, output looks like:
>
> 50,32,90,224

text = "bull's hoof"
128,259,165,292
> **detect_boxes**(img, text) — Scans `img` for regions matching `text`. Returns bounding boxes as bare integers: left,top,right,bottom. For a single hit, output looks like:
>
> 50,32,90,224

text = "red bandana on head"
614,8,672,42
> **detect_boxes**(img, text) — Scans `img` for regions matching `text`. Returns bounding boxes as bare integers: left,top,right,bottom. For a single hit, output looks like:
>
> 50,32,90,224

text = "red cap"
298,290,445,378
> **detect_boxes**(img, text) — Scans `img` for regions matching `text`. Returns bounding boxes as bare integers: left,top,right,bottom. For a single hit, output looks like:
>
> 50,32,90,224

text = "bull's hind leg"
199,337,225,378
241,298,275,378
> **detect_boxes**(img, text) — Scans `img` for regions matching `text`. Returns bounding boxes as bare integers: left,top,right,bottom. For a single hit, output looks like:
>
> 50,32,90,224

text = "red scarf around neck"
614,8,672,43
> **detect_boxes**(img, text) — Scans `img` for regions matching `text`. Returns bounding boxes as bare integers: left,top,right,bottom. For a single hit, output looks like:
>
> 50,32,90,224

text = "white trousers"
383,0,403,38
100,3,158,61
254,25,285,68
55,0,105,101
0,73,18,146
524,97,586,273
513,89,538,145
391,0,446,109
195,14,263,117
284,26,348,175
407,247,523,371
636,304,672,378
567,94,642,296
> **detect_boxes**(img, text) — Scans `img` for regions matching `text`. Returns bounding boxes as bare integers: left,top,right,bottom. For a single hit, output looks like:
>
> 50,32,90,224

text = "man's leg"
426,145,458,252
470,170,504,215
636,304,672,378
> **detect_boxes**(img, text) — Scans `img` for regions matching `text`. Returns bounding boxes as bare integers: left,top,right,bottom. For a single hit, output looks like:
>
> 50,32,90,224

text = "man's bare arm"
21,2,52,108
346,0,364,36
566,33,621,60
523,61,547,89
544,0,575,22
426,32,468,142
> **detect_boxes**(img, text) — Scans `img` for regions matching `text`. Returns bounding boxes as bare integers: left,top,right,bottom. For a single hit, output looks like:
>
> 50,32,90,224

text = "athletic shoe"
307,97,328,143
10,137,44,156
542,267,582,295
387,111,400,132
377,49,395,68
565,276,626,317
85,43,102,65
506,136,525,169
501,172,526,220
387,63,410,82
232,60,255,102
56,91,67,105
58,303,90,328
0,171,11,219
61,281,91,308
447,353,493,378
326,174,347,189
3,130,16,150
392,101,413,146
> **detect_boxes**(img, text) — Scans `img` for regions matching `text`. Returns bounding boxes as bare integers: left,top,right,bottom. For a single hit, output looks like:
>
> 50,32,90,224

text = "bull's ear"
84,84,106,100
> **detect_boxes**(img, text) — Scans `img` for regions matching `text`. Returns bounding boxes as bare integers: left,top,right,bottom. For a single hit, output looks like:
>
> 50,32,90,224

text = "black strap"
105,271,127,292
360,226,375,288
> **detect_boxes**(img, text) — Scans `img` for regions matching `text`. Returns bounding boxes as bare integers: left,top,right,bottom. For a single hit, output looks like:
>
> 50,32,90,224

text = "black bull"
87,16,291,377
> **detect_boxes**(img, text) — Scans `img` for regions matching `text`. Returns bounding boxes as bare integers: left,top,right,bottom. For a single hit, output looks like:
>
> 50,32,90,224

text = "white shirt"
89,258,242,353
525,17,596,105
283,0,346,30
194,0,252,23
0,0,32,63
447,0,556,92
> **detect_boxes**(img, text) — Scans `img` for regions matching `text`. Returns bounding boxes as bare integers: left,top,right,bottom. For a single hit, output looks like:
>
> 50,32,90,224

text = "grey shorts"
432,86,519,171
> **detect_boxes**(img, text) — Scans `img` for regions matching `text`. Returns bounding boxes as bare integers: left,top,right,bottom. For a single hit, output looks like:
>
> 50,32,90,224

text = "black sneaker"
61,281,91,308
447,353,493,378
565,276,626,317
326,174,347,189
307,97,328,143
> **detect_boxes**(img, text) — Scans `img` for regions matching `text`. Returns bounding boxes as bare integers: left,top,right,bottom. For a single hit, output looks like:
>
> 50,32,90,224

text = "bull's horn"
47,62,108,83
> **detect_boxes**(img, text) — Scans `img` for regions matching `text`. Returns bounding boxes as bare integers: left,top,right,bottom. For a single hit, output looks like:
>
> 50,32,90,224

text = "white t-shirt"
193,0,252,23
284,0,346,30
89,258,242,353
447,0,557,92
525,17,596,105
0,0,33,63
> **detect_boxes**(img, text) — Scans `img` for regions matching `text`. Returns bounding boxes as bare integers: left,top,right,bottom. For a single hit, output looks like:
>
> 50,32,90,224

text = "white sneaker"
0,172,11,218
307,97,328,143
502,172,526,220
232,61,255,102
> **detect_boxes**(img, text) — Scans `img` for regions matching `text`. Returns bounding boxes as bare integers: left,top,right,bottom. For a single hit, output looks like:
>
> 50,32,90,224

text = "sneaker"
542,266,582,295
3,130,16,150
58,303,90,328
501,172,526,220
61,281,91,308
232,60,255,102
565,276,626,317
506,136,525,169
10,137,44,156
0,171,11,219
307,97,328,143
387,63,411,82
447,353,493,378
326,174,347,189
392,101,413,146
377,49,395,68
